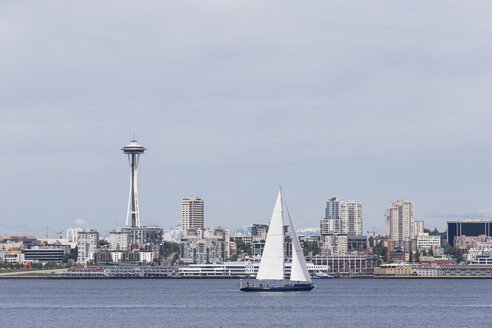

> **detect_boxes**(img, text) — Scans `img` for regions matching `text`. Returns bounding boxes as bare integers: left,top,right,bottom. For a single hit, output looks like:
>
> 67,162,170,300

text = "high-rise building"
209,227,231,259
414,220,424,236
320,218,342,234
108,229,130,251
76,229,99,264
325,196,340,219
121,139,146,227
388,200,415,244
181,196,204,236
340,200,363,236
325,197,363,236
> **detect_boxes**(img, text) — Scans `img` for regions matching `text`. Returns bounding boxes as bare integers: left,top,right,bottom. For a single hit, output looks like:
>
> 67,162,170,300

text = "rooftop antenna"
133,130,136,141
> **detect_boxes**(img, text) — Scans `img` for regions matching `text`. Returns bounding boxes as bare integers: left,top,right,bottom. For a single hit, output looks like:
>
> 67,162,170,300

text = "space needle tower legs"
121,139,147,227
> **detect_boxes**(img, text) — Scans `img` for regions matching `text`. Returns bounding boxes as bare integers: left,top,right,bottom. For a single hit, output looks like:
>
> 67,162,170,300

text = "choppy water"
1,279,491,328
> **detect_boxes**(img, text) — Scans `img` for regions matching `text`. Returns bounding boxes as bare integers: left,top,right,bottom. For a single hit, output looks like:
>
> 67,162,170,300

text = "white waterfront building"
110,252,125,263
179,261,328,278
138,251,154,263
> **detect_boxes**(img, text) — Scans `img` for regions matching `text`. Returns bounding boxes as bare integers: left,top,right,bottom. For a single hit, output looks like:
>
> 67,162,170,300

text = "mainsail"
256,190,285,281
286,204,312,283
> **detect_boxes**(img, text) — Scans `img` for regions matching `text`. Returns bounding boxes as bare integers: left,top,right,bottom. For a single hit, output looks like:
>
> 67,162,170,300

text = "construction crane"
384,213,392,262
367,227,386,240
5,227,63,239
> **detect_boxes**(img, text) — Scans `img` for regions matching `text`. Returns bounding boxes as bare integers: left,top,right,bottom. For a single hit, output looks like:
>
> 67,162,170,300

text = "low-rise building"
374,264,412,277
62,265,176,278
456,235,492,252
417,233,441,250
471,256,492,265
467,243,492,264
232,233,253,244
180,236,226,264
2,252,24,264
179,260,328,278
308,254,377,277
320,233,348,256
139,251,154,263
347,235,368,250
111,252,125,263
412,264,492,277
24,248,66,264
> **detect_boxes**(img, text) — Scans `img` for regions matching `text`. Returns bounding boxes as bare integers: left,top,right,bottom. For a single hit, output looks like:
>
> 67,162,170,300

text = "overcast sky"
1,1,491,235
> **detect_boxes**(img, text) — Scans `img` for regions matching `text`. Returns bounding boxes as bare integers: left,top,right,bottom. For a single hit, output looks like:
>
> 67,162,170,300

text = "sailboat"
240,190,315,292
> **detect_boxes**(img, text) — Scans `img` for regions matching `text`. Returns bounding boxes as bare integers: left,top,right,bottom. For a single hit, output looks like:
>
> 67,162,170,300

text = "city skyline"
0,132,490,235
1,2,492,234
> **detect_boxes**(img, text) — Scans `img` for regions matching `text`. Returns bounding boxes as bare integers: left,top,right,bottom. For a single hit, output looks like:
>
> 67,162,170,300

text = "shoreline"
1,275,491,280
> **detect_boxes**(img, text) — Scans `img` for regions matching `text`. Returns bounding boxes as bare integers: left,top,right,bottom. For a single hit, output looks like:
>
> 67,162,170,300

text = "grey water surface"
0,279,491,328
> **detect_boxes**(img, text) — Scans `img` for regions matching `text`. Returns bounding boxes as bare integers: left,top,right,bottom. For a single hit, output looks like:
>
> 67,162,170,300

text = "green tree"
43,262,60,270
372,241,388,263
235,239,252,256
408,249,413,263
62,247,78,263
163,241,180,257
302,241,319,256
443,243,463,263
171,253,179,265
429,228,440,236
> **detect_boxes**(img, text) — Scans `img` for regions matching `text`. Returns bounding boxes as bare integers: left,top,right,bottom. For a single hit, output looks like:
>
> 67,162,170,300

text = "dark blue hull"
240,284,314,292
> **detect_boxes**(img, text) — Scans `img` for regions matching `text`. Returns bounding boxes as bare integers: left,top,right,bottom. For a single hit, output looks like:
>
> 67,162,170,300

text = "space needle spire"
121,139,147,227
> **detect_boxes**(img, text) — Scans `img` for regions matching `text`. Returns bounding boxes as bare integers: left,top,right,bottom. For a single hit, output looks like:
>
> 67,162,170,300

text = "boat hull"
240,284,315,292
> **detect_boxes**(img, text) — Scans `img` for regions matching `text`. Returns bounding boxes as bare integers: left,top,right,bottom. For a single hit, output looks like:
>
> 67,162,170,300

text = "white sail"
256,190,285,281
286,204,312,283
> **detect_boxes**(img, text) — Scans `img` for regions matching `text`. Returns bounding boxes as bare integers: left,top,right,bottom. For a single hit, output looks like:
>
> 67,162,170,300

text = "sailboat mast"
256,189,285,281
281,190,285,287
286,202,312,283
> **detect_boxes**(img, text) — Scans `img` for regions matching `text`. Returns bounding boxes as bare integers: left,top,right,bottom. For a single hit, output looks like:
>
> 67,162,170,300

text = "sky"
1,1,492,235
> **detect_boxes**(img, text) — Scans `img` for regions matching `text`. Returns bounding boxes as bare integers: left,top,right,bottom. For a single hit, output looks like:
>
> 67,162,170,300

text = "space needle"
122,139,146,227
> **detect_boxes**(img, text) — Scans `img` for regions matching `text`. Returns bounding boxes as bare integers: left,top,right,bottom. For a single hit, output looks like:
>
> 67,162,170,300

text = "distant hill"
233,224,253,235
296,227,320,236
163,224,320,241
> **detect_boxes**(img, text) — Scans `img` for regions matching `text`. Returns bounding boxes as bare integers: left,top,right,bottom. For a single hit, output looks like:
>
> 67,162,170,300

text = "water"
1,279,491,328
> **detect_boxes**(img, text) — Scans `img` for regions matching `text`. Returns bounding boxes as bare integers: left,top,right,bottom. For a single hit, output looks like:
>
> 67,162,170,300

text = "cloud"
0,1,491,233
75,219,86,226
